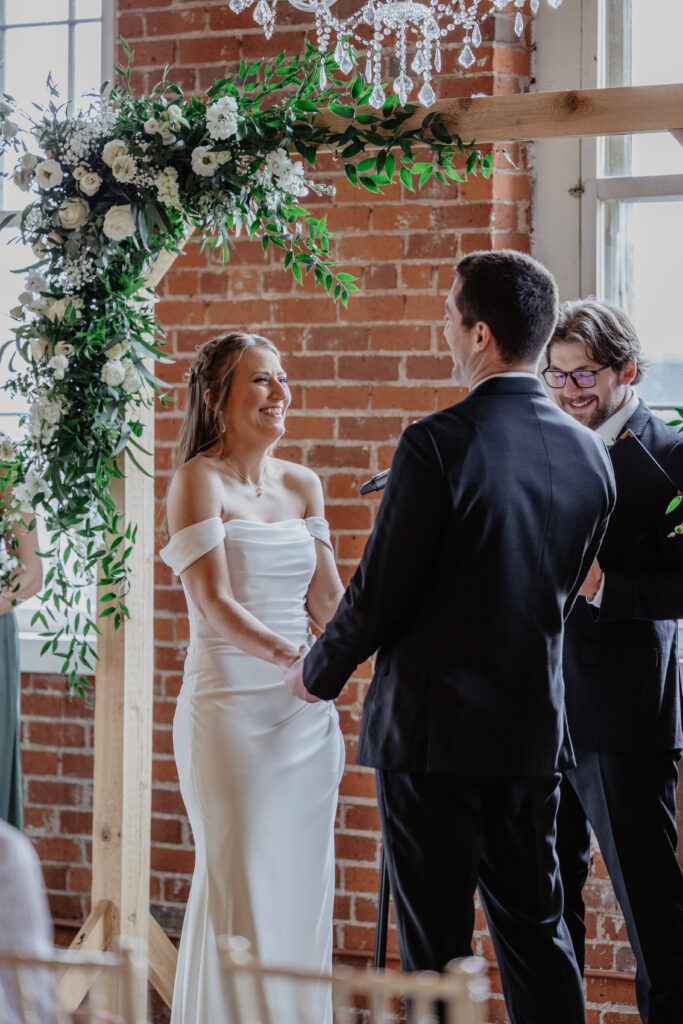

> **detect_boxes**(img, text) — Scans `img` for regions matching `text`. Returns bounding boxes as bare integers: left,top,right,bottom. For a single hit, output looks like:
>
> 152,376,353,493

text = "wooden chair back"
219,935,489,1024
0,938,148,1024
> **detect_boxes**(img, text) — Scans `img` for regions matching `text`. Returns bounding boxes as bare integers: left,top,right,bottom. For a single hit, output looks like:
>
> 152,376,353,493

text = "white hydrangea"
206,95,240,141
12,468,45,513
155,166,182,209
27,392,64,445
191,146,218,177
258,149,308,198
35,159,64,189
111,153,137,183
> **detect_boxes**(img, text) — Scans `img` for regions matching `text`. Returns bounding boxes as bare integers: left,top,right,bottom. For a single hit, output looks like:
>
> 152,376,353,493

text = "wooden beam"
318,83,683,144
58,899,114,1011
148,911,178,1009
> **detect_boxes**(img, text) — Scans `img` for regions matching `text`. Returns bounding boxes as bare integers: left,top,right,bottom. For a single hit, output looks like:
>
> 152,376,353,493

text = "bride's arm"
166,460,300,671
300,471,344,630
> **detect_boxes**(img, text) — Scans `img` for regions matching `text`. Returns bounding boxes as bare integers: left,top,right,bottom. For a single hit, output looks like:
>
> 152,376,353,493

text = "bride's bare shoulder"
167,454,224,531
270,457,324,515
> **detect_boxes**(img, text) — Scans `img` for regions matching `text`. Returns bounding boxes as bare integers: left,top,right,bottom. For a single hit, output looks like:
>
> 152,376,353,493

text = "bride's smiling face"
221,345,291,442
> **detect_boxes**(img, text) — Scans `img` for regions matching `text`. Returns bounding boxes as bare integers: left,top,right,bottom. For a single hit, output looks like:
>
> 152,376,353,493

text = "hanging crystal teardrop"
365,54,373,80
229,0,249,13
340,49,353,74
253,0,271,26
435,44,441,72
459,43,475,69
530,0,540,11
514,11,524,35
548,0,564,7
369,83,386,109
333,39,345,65
418,80,436,107
393,73,413,106
412,50,428,74
319,62,327,89
472,22,482,47
363,3,375,25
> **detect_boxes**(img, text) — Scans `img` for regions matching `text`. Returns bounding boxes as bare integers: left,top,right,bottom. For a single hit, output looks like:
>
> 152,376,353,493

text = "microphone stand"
359,469,392,974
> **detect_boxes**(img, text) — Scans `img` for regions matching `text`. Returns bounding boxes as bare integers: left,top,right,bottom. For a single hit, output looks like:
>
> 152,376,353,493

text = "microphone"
359,469,390,494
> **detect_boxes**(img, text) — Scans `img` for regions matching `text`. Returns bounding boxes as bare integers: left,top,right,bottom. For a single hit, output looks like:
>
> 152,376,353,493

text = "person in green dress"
0,499,41,830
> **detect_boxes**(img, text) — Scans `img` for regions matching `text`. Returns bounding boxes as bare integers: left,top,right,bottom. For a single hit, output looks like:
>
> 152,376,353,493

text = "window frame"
0,2,112,673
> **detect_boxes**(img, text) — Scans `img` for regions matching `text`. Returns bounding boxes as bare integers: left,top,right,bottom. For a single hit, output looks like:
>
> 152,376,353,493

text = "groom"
285,249,615,1024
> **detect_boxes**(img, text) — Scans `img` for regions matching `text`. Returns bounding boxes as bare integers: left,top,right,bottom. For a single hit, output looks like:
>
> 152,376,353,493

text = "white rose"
144,117,161,135
25,269,47,292
21,154,38,170
35,159,64,189
32,240,47,256
216,151,232,165
54,342,74,358
2,120,19,140
30,338,50,361
18,291,33,306
79,171,102,196
164,104,184,125
58,196,90,230
49,354,69,380
102,204,136,242
102,139,128,167
45,297,80,322
101,359,126,387
72,165,88,181
111,153,136,182
13,166,33,191
0,437,13,461
120,358,142,393
159,126,176,146
191,146,218,177
46,230,64,248
105,336,131,360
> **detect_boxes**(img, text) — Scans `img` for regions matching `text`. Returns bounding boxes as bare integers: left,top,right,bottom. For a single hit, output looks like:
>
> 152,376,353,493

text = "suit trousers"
556,749,683,1024
376,768,585,1024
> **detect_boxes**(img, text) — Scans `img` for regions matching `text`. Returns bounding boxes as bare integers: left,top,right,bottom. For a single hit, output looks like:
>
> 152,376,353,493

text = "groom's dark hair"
455,249,559,364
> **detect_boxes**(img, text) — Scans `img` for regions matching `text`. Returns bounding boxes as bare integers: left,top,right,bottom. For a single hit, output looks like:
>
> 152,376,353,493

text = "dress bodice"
160,517,332,653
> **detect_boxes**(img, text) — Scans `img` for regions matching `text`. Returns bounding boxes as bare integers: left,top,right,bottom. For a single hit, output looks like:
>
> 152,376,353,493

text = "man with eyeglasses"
545,297,683,1024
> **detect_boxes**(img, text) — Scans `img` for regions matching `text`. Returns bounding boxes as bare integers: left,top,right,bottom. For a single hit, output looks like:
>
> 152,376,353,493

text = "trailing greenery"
0,42,491,694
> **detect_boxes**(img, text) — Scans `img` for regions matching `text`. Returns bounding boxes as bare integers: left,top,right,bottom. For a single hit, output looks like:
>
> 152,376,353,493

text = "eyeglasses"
542,364,614,389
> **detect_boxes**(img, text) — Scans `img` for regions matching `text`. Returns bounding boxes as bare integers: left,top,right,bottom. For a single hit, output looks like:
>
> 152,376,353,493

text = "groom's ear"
473,321,494,352
203,387,214,410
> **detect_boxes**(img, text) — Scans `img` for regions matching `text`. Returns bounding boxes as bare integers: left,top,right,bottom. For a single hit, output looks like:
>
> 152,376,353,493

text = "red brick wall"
18,2,639,1021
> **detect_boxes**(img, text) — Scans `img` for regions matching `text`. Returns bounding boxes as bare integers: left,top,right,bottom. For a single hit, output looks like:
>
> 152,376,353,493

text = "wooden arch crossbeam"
57,81,683,1016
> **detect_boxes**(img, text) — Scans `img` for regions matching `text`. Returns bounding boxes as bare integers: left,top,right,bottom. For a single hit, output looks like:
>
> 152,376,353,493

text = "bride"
160,331,345,1024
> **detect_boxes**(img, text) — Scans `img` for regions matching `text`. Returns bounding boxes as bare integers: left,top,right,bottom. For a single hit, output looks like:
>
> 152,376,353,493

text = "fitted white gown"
160,517,345,1024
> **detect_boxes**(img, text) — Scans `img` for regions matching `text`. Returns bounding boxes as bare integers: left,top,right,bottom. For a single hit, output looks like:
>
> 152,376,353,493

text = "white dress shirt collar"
596,389,639,445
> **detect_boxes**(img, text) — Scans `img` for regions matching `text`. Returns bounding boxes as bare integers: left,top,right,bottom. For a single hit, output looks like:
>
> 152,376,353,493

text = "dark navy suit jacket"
303,376,616,777
563,399,683,753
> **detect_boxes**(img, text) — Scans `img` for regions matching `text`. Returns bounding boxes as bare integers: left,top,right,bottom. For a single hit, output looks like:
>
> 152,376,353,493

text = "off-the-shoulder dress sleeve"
160,518,225,575
304,516,333,552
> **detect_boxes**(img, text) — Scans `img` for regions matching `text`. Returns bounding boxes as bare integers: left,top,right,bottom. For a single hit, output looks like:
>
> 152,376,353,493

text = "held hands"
579,558,604,602
284,644,321,703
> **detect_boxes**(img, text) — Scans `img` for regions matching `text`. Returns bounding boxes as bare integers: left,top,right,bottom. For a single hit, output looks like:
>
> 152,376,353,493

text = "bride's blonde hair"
176,331,280,466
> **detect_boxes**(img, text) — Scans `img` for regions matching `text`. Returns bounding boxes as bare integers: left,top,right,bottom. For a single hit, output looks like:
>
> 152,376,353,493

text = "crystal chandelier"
228,0,564,107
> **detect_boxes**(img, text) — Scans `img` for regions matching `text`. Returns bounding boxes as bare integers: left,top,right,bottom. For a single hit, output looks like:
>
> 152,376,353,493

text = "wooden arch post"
55,80,683,1014
59,250,180,1014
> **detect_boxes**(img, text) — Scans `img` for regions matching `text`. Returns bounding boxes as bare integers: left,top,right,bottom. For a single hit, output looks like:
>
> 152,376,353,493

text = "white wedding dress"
160,517,344,1024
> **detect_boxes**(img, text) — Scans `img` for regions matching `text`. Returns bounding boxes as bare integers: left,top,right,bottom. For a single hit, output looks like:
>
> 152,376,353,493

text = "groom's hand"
284,647,320,703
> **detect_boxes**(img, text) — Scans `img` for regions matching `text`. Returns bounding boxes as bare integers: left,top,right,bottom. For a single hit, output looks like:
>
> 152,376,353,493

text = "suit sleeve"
303,421,450,700
598,437,683,622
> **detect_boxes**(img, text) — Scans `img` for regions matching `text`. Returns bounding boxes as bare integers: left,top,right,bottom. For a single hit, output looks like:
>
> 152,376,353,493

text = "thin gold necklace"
221,455,267,498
